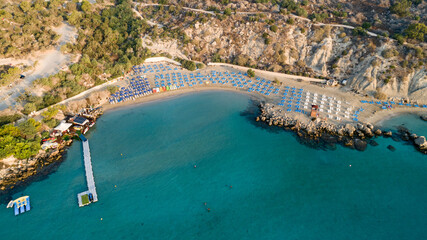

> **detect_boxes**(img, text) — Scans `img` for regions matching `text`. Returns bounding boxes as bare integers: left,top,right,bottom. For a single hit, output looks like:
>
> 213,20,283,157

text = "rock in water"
384,131,393,137
391,136,401,142
369,140,379,146
410,133,418,140
354,139,367,151
387,145,396,152
414,136,427,150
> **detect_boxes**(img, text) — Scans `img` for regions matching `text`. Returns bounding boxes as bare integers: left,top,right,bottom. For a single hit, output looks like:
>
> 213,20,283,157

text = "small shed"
310,105,319,118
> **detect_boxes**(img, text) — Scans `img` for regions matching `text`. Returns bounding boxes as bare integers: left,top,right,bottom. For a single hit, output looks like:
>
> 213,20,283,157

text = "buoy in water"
115,185,117,188
194,165,197,168
349,165,352,167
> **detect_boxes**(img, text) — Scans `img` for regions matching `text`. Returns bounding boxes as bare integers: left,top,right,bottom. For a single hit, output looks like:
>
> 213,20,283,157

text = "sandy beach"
100,62,426,127
102,85,266,112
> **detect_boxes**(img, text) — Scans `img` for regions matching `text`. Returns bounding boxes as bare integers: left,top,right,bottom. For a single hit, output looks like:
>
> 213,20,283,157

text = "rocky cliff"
138,5,426,101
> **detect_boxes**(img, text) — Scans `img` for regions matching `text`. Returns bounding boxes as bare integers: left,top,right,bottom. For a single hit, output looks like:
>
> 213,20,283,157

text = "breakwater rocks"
0,140,73,194
256,103,427,154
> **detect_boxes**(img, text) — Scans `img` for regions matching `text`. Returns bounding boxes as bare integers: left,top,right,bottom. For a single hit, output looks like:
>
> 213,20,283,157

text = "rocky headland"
256,102,427,154
0,139,72,198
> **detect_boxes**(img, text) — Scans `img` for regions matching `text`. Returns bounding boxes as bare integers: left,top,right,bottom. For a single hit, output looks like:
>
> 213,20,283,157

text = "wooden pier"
77,135,98,207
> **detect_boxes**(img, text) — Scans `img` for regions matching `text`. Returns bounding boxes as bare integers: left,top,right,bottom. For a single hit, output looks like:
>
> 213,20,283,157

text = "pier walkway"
77,135,98,207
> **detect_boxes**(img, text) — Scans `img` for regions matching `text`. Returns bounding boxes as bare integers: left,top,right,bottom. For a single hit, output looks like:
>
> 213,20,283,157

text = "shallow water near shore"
1,91,426,240
378,113,427,137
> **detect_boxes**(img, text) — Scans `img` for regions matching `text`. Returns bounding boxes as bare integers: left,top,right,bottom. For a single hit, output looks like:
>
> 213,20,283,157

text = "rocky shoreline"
0,108,104,198
0,140,73,201
256,103,427,154
1,99,425,199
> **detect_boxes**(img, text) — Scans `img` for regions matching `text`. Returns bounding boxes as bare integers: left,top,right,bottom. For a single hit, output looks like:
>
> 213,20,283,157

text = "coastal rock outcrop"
414,136,427,150
256,102,427,154
354,139,368,151
387,145,396,152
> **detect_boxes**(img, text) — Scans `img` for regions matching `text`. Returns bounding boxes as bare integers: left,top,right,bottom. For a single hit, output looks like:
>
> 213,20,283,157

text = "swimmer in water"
194,165,197,168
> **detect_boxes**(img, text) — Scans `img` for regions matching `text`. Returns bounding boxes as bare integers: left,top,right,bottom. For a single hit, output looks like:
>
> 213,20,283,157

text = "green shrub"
352,27,367,36
23,103,37,115
362,22,372,29
247,69,255,78
270,25,278,32
295,7,307,17
0,114,22,127
107,85,119,94
196,63,205,69
382,48,399,58
224,8,232,16
405,23,427,41
390,0,412,17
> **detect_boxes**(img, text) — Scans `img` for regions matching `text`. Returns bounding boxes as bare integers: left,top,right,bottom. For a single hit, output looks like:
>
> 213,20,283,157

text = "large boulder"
374,129,382,135
414,136,427,150
383,131,393,137
345,124,356,137
354,139,367,151
364,128,374,137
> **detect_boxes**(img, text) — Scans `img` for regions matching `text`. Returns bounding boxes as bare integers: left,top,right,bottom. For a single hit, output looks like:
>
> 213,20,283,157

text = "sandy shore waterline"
102,85,267,112
102,83,426,127
368,108,426,126
88,62,425,128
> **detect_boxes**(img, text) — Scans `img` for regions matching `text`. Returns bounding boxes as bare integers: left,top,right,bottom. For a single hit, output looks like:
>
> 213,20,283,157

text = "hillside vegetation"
135,0,426,99
0,0,64,58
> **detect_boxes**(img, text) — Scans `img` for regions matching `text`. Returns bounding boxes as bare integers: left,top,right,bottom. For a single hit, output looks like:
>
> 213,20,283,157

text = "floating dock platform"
7,196,31,215
77,135,98,207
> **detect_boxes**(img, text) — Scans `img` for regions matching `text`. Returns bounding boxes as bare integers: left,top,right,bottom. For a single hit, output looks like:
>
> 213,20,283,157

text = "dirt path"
207,62,326,83
133,2,380,37
0,23,77,110
132,8,164,27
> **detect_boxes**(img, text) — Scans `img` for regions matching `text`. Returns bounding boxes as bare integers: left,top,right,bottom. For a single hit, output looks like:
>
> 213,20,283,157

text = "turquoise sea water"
379,113,427,137
1,91,426,240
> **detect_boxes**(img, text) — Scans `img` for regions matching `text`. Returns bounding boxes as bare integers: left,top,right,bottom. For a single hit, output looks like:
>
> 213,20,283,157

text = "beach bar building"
71,116,89,126
52,121,73,137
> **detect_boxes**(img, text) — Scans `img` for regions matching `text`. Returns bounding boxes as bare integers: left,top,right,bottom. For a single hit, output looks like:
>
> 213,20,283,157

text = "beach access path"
207,63,327,83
